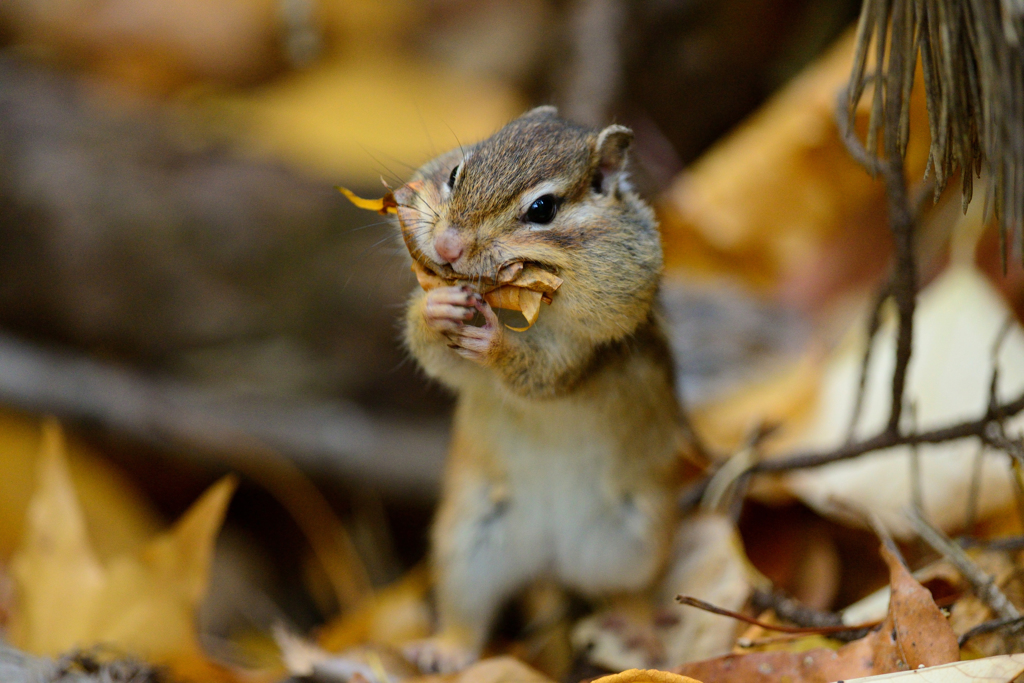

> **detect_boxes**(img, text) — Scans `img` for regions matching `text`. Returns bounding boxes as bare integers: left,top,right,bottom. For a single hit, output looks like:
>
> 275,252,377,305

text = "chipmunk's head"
396,106,662,339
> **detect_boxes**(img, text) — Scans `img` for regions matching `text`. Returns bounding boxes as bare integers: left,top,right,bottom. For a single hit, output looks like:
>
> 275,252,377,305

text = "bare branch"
752,386,1024,474
906,506,1020,621
0,332,447,498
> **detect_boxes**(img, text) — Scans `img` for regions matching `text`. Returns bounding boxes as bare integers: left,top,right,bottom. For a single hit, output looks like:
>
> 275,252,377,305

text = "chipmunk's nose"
434,228,464,264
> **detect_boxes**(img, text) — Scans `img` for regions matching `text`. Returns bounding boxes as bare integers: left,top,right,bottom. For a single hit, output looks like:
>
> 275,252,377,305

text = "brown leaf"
672,543,958,683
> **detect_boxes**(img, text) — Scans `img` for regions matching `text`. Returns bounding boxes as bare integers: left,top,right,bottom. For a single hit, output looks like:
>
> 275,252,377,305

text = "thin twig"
906,506,1020,621
750,588,873,642
959,534,1024,552
847,282,892,441
958,615,1024,648
965,443,987,531
676,596,878,636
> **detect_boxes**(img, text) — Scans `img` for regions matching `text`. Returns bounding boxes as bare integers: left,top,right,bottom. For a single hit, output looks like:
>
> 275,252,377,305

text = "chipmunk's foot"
572,608,668,671
403,635,477,674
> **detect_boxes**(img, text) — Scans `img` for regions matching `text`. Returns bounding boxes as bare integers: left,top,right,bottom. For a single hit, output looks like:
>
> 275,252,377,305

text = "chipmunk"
396,106,686,672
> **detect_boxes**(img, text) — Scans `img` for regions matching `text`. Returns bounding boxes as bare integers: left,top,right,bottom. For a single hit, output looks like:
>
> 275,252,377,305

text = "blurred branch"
560,0,624,126
959,616,1024,648
0,332,446,498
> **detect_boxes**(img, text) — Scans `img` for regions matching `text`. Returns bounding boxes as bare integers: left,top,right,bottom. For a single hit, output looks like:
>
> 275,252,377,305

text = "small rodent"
396,106,685,672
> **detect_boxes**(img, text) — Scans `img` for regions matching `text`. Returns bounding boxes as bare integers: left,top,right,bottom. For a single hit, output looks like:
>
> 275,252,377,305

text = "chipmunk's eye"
525,194,559,224
448,165,459,189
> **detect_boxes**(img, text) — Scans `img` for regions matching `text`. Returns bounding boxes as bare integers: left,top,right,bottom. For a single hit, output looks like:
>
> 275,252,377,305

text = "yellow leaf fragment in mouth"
485,286,544,331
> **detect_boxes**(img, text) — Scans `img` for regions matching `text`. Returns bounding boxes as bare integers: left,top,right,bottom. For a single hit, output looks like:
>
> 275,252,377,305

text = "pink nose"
434,228,464,264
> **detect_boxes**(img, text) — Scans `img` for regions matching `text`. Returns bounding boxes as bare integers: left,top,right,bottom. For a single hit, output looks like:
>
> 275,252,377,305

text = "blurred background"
10,0,1008,673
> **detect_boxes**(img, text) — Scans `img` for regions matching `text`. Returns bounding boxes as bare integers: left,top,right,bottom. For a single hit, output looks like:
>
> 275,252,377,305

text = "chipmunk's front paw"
423,285,478,333
403,636,477,674
427,289,502,365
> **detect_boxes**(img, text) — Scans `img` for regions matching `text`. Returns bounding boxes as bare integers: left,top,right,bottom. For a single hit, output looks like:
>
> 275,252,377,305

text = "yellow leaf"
8,420,105,655
201,54,523,184
338,186,397,215
0,409,160,562
657,28,930,294
9,420,236,676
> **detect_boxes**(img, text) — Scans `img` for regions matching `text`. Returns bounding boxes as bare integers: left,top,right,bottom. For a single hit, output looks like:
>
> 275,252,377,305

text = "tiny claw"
447,344,459,349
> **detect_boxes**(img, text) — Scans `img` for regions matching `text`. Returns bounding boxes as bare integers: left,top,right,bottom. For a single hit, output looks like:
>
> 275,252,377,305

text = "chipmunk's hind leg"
406,476,544,673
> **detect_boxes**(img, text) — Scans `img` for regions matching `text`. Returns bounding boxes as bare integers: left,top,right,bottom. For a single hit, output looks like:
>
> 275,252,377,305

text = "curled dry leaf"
410,256,561,332
672,543,958,683
8,421,238,682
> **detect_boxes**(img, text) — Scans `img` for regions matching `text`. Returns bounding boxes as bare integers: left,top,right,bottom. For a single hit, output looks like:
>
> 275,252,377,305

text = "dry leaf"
657,29,929,305
573,514,763,670
317,566,432,653
338,187,398,215
0,409,160,562
783,265,1024,537
450,656,554,683
277,626,417,682
673,543,958,683
593,668,704,683
843,654,1024,682
949,548,1024,657
8,421,237,681
659,514,764,665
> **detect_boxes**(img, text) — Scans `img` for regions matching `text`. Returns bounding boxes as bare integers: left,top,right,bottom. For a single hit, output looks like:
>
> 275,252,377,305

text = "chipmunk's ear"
592,124,633,195
524,105,558,119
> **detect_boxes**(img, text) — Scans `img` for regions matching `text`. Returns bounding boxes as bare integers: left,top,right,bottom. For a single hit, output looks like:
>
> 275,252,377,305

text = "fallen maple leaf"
672,543,958,683
0,408,160,563
8,420,238,681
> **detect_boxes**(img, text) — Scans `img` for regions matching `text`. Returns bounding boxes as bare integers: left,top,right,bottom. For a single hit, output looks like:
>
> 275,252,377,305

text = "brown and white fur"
397,106,685,672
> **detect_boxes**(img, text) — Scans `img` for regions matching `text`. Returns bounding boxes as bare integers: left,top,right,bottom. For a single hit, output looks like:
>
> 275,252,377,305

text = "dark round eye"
525,194,559,224
448,164,459,189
